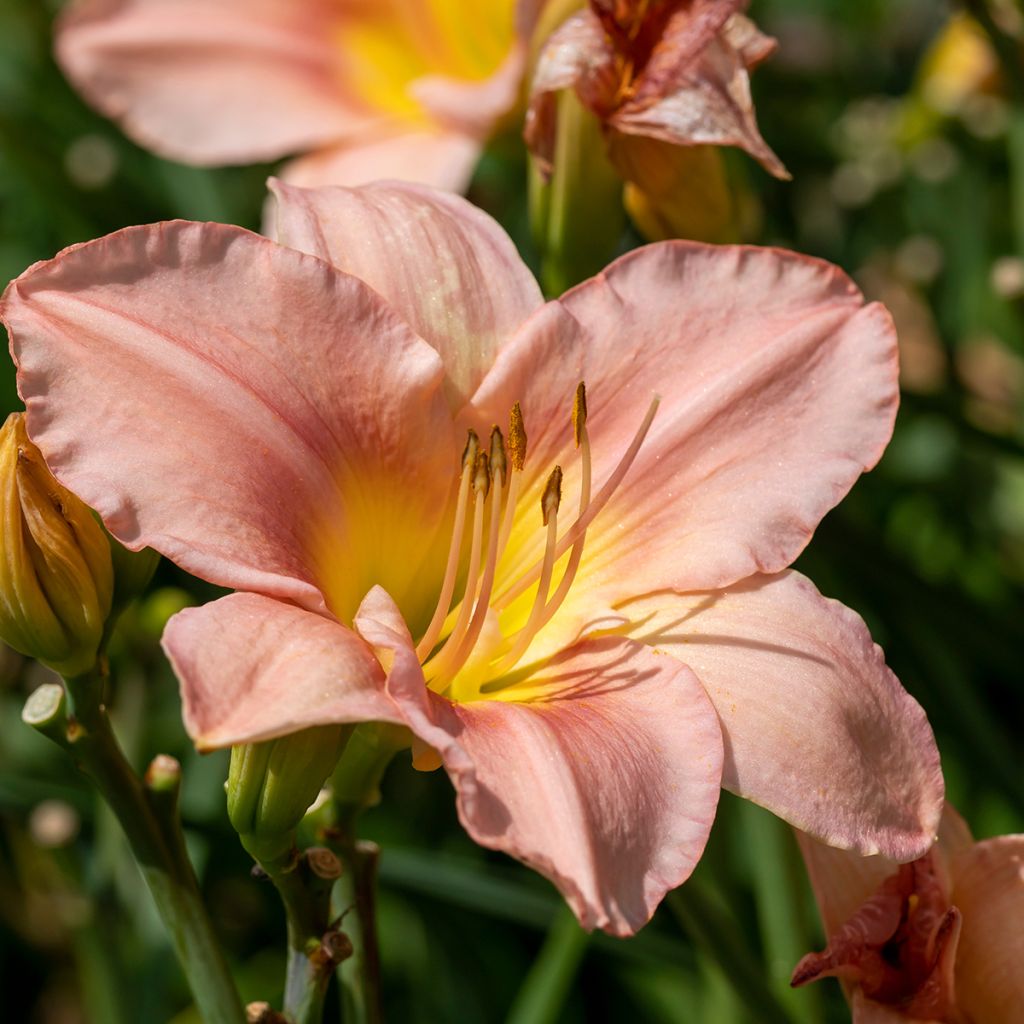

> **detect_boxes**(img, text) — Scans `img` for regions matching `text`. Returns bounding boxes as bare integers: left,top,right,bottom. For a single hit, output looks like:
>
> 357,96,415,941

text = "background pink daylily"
1,181,942,935
793,806,1024,1023
56,0,543,191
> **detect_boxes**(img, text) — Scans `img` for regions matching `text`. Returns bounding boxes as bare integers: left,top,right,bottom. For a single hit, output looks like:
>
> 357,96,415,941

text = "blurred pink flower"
56,0,543,191
2,181,941,935
794,806,1024,1023
525,0,788,239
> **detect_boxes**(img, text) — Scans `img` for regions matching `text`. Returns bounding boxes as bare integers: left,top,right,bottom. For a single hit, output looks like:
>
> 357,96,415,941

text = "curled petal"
2,222,455,621
613,9,789,179
621,573,943,859
471,242,899,605
271,180,542,407
355,586,724,936
951,835,1024,1023
163,593,399,750
56,0,366,165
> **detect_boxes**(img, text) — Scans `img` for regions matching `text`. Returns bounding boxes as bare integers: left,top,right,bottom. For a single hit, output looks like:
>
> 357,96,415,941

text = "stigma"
417,383,659,696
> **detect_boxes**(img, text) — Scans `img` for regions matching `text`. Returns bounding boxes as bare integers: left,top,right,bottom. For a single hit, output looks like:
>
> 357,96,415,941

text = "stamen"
491,466,562,676
530,386,592,634
508,402,527,472
496,395,659,609
415,430,478,661
572,381,587,447
496,403,527,559
422,450,490,679
431,429,508,686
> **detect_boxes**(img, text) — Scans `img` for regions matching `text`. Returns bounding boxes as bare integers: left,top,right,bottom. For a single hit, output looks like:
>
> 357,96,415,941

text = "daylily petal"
2,222,455,622
163,592,400,750
620,572,943,859
280,129,483,194
951,834,1024,1023
56,0,367,165
271,180,543,406
355,586,723,936
410,44,526,139
471,242,899,605
613,8,789,179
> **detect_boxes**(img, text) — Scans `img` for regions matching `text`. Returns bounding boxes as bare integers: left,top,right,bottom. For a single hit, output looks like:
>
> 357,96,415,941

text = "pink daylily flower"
2,181,942,935
56,0,543,191
793,806,1024,1023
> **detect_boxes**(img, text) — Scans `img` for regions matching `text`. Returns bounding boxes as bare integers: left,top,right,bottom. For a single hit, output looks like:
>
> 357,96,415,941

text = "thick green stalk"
327,724,404,1024
250,846,348,1024
35,670,245,1024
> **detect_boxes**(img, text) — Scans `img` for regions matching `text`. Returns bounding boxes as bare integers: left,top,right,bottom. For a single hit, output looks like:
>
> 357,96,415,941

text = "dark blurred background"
1,1,1021,1021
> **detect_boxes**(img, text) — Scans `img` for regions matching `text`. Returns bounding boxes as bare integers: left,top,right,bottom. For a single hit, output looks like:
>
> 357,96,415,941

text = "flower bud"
0,414,113,676
227,725,350,865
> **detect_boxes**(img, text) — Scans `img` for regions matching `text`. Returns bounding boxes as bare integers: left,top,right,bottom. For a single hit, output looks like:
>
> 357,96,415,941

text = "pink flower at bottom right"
793,805,1024,1023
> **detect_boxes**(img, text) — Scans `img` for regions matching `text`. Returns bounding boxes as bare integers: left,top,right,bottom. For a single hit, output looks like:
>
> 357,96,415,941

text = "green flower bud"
227,725,350,865
0,414,113,677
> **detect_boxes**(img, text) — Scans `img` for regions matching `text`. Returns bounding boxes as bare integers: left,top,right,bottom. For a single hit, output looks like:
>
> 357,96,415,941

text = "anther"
462,429,480,469
496,395,659,609
541,466,562,526
473,451,491,498
572,382,587,448
508,403,527,471
489,426,507,487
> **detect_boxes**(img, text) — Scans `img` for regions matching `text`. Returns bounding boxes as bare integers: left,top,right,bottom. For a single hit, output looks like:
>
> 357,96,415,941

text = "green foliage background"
0,1,1021,1021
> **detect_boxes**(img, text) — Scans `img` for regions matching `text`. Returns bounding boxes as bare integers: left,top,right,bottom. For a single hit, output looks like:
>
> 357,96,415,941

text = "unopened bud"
227,725,350,865
0,414,113,677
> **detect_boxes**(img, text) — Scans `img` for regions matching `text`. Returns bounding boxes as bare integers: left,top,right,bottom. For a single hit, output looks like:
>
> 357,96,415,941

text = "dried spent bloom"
56,0,544,192
526,0,789,241
0,413,113,677
793,806,1024,1023
2,181,942,935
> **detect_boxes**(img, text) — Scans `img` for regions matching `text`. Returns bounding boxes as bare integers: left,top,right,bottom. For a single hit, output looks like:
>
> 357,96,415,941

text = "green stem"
333,838,383,1024
57,669,244,1024
326,723,403,1024
251,845,347,1024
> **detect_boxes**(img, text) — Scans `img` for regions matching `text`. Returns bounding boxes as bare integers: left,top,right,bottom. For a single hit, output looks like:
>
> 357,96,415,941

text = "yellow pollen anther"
541,466,562,526
489,426,507,486
508,402,527,471
473,451,491,497
572,382,587,447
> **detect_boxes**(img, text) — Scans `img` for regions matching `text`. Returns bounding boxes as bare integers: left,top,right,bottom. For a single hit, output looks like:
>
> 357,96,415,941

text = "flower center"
416,383,659,699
